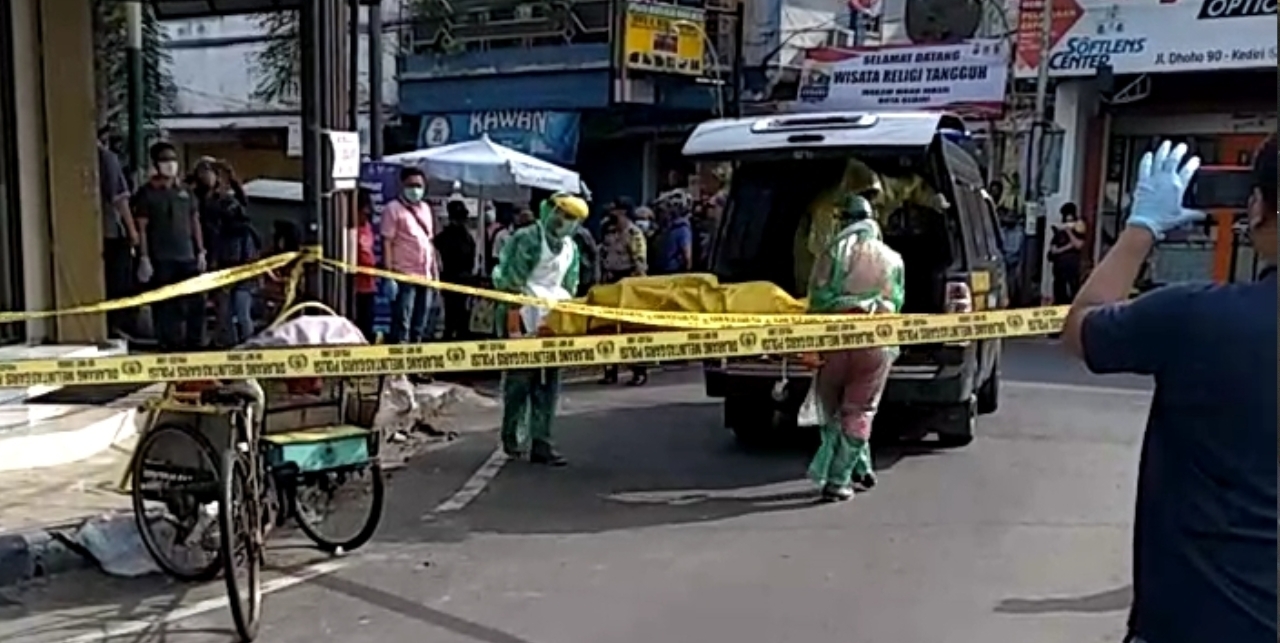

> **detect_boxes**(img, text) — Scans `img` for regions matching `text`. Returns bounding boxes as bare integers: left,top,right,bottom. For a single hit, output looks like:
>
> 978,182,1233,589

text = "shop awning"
148,0,303,19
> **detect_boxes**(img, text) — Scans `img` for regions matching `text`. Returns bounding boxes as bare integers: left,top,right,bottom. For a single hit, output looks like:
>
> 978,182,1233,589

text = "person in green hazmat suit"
491,193,589,466
804,191,905,502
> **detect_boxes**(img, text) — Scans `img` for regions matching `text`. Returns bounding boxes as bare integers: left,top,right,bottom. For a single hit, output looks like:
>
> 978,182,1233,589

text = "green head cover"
539,192,589,240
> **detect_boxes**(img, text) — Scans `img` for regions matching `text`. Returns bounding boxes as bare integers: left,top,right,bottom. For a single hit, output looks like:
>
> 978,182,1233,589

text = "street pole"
125,1,145,185
368,2,384,159
731,2,744,117
1024,0,1054,302
1029,0,1052,201
348,0,360,138
301,3,322,300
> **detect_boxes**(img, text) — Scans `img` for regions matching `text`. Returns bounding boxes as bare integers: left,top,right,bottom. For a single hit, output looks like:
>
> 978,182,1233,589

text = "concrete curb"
0,514,135,587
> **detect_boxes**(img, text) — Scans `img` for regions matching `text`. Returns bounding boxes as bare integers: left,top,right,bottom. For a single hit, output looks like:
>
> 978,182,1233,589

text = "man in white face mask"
132,141,208,351
380,165,438,344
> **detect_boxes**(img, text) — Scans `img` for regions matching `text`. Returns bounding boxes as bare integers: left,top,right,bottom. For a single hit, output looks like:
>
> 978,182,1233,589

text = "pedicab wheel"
219,447,262,642
130,422,223,581
294,460,385,554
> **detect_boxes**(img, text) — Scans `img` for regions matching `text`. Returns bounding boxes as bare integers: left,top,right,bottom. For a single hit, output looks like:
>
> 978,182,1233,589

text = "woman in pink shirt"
380,166,438,344
354,189,379,342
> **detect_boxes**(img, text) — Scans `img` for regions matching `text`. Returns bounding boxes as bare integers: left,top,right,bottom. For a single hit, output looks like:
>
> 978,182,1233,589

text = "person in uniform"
803,192,904,502
491,193,589,466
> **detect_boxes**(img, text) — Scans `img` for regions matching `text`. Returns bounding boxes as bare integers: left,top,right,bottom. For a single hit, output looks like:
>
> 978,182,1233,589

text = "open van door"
683,111,996,449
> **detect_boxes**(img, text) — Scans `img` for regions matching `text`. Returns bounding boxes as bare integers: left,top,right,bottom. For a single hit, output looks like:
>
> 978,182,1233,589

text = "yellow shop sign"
623,2,707,76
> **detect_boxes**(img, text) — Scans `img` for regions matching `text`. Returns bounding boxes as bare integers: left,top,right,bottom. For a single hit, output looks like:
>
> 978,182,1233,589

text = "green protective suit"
804,195,905,494
492,195,584,459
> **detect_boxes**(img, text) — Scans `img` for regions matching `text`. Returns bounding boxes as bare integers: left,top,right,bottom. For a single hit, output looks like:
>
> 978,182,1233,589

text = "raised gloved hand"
136,256,153,284
1127,140,1203,240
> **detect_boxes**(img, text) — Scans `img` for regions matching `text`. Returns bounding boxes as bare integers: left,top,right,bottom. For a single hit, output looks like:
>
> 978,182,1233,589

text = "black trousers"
1052,263,1080,305
103,238,136,334
441,291,469,341
355,292,377,343
152,259,205,351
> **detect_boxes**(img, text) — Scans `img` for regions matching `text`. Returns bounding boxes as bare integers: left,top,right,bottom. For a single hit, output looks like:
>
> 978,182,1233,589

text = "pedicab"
125,305,390,642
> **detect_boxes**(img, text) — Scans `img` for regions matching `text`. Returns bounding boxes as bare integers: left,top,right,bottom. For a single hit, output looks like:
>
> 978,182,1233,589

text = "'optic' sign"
1197,0,1276,19
1048,36,1147,72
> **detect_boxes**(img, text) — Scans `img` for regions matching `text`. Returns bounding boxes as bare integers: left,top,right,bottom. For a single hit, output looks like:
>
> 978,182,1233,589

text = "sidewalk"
0,381,499,588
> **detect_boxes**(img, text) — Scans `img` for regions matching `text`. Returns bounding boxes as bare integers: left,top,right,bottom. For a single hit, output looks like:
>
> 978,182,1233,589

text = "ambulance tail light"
945,281,973,314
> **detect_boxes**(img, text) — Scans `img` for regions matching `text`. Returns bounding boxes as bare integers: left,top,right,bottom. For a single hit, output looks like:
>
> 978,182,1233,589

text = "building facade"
1018,0,1276,292
160,6,401,181
1,0,105,345
397,0,740,206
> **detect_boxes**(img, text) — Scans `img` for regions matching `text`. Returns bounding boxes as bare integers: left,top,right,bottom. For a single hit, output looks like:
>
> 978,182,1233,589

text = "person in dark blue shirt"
1063,137,1278,643
657,206,694,274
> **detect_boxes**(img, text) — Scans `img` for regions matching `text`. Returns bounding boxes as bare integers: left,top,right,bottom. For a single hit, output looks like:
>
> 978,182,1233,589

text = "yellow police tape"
0,307,1064,386
0,251,307,324
6,248,913,329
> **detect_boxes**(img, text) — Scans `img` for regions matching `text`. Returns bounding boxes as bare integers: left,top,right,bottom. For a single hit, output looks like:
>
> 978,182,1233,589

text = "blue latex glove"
1127,140,1203,240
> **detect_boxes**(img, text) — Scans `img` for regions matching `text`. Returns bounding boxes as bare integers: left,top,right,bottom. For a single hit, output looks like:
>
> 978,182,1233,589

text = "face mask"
635,220,652,232
157,161,179,178
547,217,575,239
403,187,425,203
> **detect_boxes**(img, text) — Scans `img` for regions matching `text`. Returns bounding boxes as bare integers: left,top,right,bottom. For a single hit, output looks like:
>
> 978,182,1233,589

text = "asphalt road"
0,339,1153,643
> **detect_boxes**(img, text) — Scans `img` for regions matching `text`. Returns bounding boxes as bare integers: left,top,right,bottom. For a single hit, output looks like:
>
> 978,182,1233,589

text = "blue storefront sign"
417,110,581,166
358,161,403,336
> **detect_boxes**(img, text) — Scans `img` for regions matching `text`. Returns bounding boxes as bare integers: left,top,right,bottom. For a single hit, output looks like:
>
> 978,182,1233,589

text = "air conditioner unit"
822,27,858,48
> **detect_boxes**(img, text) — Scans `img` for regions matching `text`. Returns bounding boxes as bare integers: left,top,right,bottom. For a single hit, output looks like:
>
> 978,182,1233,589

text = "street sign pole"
1027,0,1054,302
125,1,145,186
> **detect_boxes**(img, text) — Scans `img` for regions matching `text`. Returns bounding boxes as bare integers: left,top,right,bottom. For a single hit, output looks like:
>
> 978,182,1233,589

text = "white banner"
327,131,361,191
1015,0,1278,78
794,39,1009,114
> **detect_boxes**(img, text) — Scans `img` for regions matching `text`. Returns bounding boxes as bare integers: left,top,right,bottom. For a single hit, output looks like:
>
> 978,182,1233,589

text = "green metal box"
263,425,372,473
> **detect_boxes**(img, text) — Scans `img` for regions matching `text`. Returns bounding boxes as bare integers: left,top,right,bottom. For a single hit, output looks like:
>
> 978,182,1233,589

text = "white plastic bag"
797,385,822,427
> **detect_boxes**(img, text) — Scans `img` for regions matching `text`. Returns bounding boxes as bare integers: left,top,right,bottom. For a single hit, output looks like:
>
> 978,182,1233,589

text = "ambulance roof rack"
683,111,966,159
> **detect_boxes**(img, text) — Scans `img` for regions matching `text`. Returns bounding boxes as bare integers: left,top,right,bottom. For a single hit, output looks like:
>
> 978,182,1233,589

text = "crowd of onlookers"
98,137,303,353
97,136,727,361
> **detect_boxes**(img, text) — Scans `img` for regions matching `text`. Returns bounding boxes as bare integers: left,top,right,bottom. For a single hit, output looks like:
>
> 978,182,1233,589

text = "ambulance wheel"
976,368,1000,415
725,395,773,449
934,401,975,449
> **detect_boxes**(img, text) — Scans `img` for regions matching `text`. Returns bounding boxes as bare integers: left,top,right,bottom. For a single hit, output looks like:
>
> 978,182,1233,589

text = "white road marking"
57,558,352,643
1005,379,1152,397
431,448,509,514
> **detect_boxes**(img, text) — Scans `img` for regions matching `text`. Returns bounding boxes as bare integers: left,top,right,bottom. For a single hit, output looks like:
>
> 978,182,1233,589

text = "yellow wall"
10,0,104,343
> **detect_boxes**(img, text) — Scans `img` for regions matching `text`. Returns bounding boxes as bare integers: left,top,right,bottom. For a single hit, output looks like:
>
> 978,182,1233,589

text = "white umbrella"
384,135,588,202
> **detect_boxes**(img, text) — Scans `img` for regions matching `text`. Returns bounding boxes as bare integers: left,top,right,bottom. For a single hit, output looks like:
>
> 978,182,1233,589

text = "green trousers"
807,423,872,488
500,368,562,452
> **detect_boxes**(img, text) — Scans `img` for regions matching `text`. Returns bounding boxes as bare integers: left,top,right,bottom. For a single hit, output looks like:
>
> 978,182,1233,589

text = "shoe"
625,372,648,386
529,441,567,467
854,472,877,491
502,445,527,460
820,483,854,502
